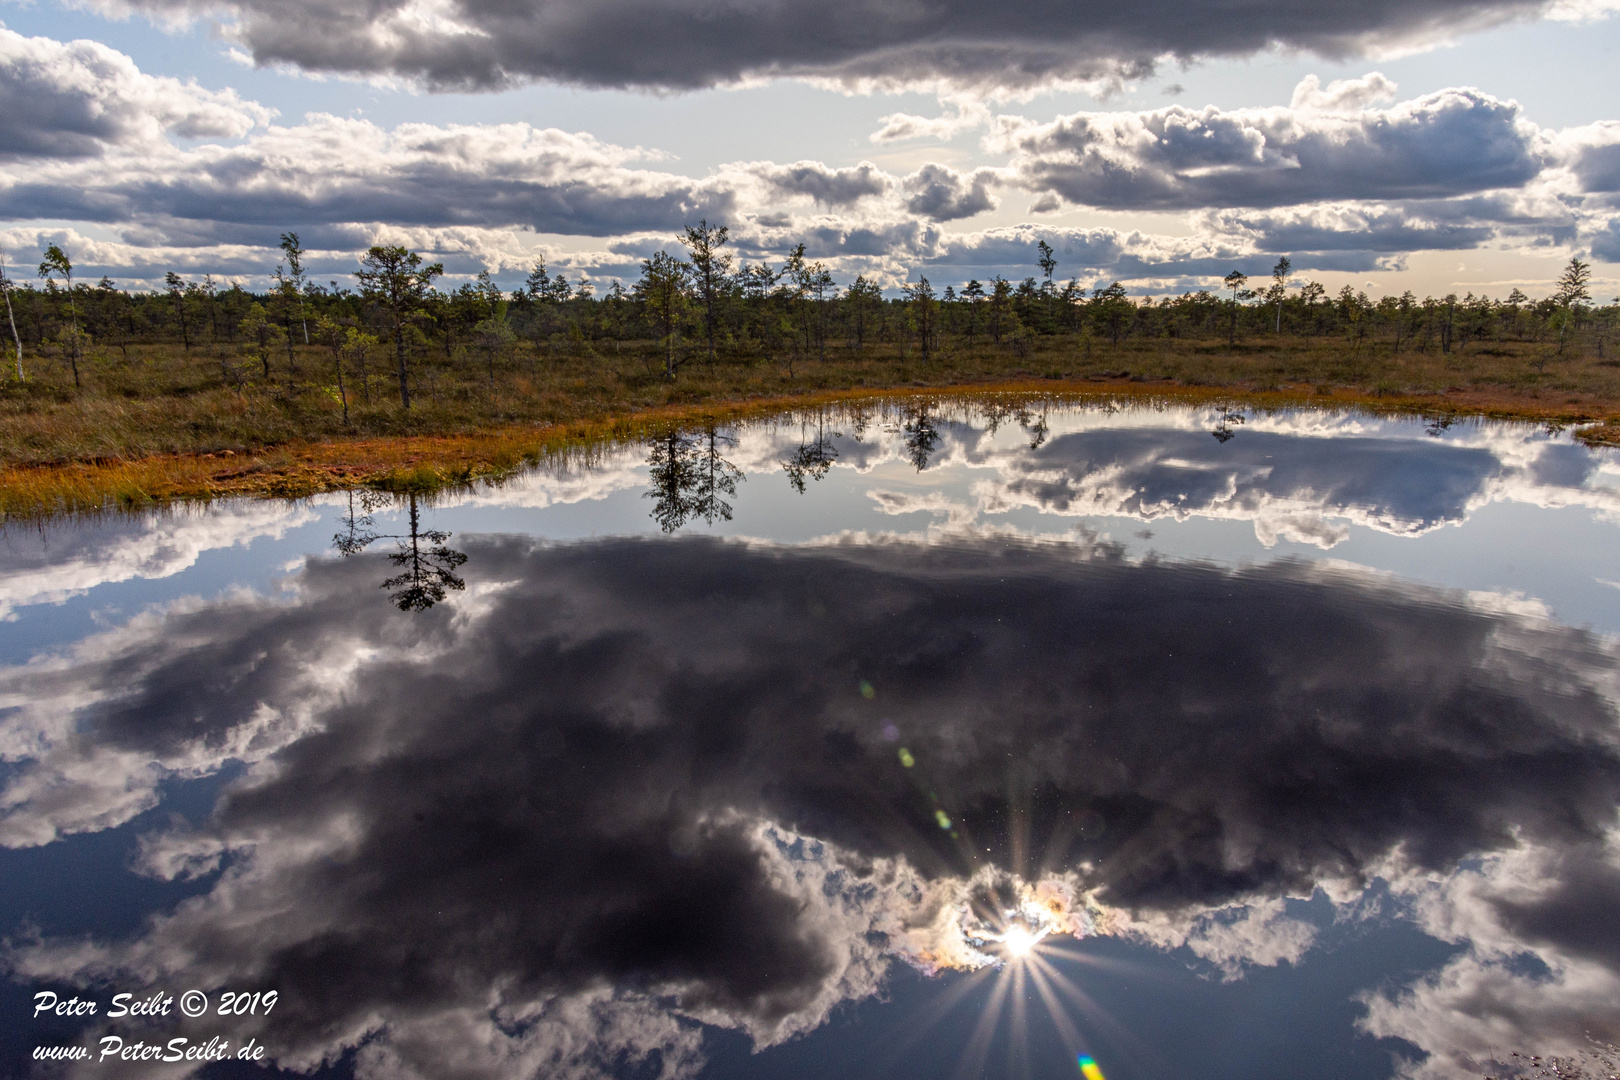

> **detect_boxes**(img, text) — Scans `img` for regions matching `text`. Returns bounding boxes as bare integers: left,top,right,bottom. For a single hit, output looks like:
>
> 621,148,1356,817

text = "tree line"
1,227,1614,413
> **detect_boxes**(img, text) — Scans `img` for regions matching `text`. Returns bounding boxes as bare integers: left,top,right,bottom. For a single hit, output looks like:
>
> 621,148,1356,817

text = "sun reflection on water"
1001,923,1039,957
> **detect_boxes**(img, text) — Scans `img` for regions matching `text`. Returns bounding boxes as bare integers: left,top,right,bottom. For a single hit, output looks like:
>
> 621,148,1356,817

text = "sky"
2,0,1620,298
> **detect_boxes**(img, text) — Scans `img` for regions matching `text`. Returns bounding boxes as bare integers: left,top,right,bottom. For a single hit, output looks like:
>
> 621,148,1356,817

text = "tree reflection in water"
645,424,744,531
332,489,467,611
979,400,1048,449
782,410,840,494
1023,408,1049,450
902,404,940,470
1212,410,1245,443
332,488,386,555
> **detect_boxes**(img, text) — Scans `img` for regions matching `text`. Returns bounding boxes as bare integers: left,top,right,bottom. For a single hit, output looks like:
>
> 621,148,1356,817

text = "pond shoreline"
2,375,1616,519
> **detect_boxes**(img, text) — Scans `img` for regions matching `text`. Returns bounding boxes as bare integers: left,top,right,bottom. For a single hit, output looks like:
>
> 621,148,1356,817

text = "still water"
3,397,1620,1080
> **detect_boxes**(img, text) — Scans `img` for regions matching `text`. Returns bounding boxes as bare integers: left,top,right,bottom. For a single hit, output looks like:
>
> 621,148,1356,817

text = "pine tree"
354,246,444,410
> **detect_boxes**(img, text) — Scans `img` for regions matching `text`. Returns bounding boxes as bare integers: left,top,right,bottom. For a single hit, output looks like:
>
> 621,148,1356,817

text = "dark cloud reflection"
981,425,1507,543
5,535,1620,1076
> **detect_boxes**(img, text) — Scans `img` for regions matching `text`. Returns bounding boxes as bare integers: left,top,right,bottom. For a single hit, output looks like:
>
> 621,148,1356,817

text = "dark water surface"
4,399,1620,1080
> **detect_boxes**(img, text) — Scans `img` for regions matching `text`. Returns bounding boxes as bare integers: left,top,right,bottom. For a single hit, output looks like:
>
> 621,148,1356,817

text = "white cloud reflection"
0,500,320,620
449,402,1620,551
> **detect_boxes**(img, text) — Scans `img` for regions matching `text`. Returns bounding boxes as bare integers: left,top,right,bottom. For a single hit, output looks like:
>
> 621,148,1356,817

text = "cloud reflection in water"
4,532,1620,1078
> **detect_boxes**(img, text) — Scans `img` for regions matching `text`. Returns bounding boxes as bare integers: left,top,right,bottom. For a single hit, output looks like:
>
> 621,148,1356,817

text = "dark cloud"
1564,124,1620,194
755,161,890,208
996,89,1542,211
930,228,1125,275
4,176,727,241
1592,218,1620,264
785,219,941,260
1205,205,1495,253
7,530,1620,1071
900,164,999,222
4,119,735,239
93,0,1565,92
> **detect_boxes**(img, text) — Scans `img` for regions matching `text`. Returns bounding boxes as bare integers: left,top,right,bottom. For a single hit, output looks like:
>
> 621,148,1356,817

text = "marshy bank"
4,334,1620,519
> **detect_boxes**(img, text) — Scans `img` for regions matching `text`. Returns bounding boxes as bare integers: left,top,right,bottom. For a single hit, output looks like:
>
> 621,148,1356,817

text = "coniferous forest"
1,226,1616,469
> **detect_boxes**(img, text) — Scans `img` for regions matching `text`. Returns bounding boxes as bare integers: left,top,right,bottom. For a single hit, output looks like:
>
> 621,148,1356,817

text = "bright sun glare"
1003,925,1036,957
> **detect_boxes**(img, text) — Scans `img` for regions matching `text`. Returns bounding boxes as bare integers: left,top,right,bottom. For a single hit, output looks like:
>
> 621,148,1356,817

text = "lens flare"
1078,1055,1106,1080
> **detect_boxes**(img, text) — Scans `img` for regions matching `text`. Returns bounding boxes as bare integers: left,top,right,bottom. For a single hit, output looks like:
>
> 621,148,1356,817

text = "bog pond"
3,396,1620,1080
